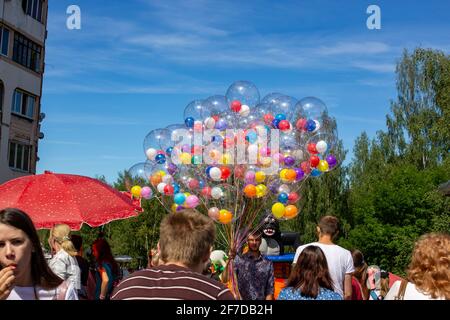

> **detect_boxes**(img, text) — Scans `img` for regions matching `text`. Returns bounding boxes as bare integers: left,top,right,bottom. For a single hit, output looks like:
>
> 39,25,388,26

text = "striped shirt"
110,264,234,300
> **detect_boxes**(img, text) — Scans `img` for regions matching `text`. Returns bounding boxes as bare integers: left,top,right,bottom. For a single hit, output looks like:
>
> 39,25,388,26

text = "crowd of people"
0,207,448,300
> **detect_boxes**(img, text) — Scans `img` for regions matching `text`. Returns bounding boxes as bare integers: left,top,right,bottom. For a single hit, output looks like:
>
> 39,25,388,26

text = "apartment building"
0,0,47,183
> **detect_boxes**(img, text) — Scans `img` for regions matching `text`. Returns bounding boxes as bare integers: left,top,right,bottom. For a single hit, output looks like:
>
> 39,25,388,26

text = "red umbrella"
0,171,143,230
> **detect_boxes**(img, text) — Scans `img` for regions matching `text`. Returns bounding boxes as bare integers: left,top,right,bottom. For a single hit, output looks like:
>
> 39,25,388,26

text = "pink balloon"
188,178,199,190
244,171,255,184
208,207,219,220
140,186,152,199
185,195,199,208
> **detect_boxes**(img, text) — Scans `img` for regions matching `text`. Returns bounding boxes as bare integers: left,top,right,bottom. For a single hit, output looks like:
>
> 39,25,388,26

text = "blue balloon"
172,183,180,194
311,168,322,177
205,166,213,177
275,113,286,121
278,192,289,204
174,193,186,205
306,119,316,132
165,147,173,156
199,180,205,188
155,153,166,164
246,131,257,144
215,119,227,130
185,117,195,128
272,118,281,128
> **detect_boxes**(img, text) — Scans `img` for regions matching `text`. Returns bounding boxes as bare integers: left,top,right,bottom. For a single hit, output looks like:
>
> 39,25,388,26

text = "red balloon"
264,113,274,124
296,118,307,131
231,100,242,112
164,184,174,195
221,166,231,180
201,187,212,198
188,179,199,190
301,161,311,173
278,120,291,131
223,137,234,149
307,143,318,154
212,115,219,122
234,165,246,178
288,192,300,204
310,155,320,167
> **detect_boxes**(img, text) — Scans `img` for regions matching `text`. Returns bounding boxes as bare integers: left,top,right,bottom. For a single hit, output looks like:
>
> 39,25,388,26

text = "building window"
22,0,44,23
0,82,3,112
12,32,42,73
9,142,31,172
0,26,9,56
12,89,35,119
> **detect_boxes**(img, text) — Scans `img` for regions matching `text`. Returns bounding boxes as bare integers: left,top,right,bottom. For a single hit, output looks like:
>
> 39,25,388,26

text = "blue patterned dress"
278,287,342,300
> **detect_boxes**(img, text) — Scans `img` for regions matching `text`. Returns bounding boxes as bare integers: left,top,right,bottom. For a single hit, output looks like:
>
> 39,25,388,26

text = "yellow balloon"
171,203,178,213
272,202,285,219
259,157,272,167
131,185,142,197
318,160,329,172
219,210,233,224
180,153,192,164
256,184,267,198
255,171,266,183
157,170,166,177
184,192,191,197
280,169,288,179
222,153,232,165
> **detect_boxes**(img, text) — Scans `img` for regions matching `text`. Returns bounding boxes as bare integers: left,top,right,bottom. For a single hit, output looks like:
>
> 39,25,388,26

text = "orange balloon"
284,205,298,219
244,184,257,198
285,169,297,181
219,210,233,224
150,174,162,186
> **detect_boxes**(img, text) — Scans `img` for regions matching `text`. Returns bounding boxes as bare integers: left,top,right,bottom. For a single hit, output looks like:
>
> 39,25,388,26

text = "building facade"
0,0,47,183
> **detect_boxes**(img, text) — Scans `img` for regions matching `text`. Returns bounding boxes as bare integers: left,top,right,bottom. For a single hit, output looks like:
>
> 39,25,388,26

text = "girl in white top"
0,208,78,300
384,233,449,300
48,224,81,291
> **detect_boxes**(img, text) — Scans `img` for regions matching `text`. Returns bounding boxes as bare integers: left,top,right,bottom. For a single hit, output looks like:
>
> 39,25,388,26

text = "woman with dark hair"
0,208,78,300
351,249,369,300
91,238,120,300
278,245,342,300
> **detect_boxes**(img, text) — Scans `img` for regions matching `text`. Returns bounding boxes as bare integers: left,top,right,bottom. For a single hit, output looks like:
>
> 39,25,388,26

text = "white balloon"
316,140,328,154
162,174,173,184
239,104,250,117
204,117,216,129
211,187,223,199
157,182,167,194
209,167,222,181
313,120,321,132
278,184,290,194
145,148,157,160
292,149,305,160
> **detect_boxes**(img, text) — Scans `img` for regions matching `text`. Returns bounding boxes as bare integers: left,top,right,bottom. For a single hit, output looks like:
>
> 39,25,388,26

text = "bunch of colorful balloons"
126,81,340,223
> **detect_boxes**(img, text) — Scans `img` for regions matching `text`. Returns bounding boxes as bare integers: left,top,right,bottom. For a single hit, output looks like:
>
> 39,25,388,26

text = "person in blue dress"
278,245,342,300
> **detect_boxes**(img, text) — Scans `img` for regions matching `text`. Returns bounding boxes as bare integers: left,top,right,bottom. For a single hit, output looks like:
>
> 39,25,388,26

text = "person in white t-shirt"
48,224,81,291
293,215,354,299
0,208,78,300
384,233,449,300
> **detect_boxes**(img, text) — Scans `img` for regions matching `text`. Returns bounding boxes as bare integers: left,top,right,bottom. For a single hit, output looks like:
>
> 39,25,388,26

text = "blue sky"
37,0,450,183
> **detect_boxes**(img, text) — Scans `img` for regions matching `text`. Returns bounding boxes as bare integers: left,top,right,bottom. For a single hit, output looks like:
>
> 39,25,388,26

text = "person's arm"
99,267,109,300
265,262,275,300
343,274,352,300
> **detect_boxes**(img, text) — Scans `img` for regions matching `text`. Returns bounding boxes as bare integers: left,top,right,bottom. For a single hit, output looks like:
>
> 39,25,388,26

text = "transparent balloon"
225,80,260,110
183,100,207,124
143,128,173,163
299,97,328,121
